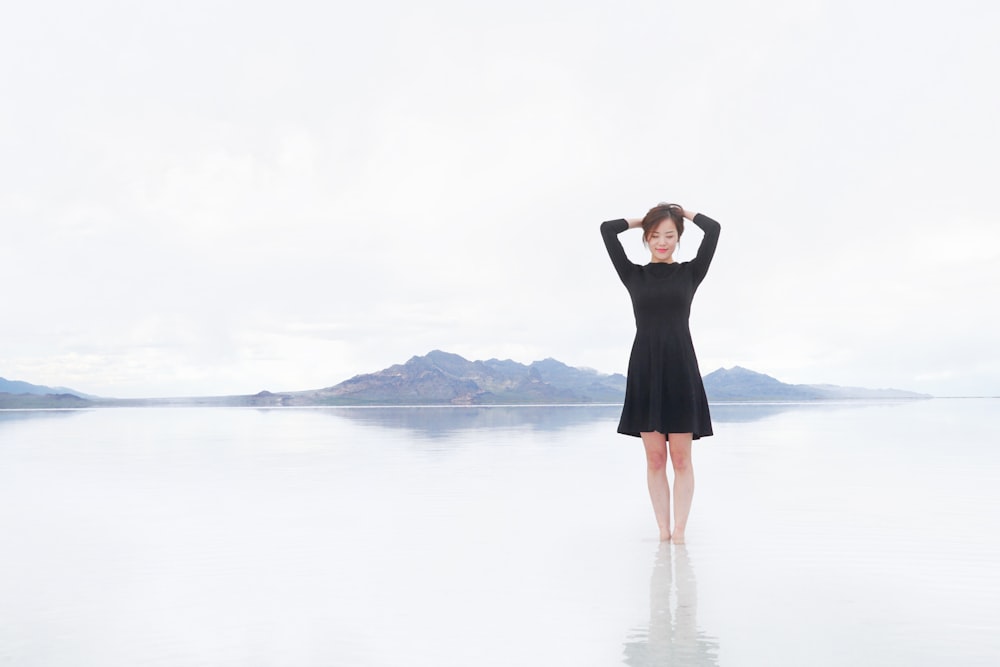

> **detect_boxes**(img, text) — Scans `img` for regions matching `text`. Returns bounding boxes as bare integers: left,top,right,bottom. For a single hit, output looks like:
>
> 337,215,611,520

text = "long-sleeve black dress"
601,214,721,439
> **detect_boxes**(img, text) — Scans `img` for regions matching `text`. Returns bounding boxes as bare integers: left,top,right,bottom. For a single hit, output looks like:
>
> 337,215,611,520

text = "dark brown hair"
641,203,684,244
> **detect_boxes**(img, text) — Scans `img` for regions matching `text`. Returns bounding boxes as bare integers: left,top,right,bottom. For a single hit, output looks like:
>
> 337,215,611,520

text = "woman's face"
647,218,678,263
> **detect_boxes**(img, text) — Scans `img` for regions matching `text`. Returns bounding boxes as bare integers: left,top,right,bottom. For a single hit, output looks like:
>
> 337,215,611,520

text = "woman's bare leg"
641,432,671,541
668,433,694,544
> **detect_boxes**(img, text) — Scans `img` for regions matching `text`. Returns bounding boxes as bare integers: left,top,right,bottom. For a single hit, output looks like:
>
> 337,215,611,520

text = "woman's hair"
641,203,684,244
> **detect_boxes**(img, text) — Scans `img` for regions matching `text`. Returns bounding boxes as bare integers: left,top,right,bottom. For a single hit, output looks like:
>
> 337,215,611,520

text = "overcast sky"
2,0,998,398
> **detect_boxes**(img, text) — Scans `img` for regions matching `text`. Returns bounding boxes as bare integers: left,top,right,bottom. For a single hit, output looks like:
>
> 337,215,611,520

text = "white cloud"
2,0,998,397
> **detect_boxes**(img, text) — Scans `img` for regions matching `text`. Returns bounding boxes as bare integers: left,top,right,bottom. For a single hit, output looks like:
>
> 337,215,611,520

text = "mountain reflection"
322,405,622,437
324,402,831,437
709,402,814,423
623,544,720,666
0,409,87,428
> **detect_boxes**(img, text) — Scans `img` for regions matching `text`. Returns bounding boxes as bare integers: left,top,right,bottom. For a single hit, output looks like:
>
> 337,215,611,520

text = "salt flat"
1,400,997,666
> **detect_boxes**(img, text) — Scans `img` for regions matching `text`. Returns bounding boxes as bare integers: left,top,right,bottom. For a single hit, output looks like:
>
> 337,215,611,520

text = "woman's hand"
626,205,694,229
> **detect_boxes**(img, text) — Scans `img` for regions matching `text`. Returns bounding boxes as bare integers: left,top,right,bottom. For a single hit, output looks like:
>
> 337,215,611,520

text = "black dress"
601,214,721,439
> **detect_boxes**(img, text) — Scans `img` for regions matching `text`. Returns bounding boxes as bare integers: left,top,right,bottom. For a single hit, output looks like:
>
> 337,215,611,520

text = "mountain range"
0,377,93,408
702,366,929,401
274,350,627,406
0,351,930,408
0,377,89,397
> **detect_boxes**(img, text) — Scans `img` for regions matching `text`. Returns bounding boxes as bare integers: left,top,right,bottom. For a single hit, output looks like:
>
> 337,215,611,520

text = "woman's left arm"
683,209,721,287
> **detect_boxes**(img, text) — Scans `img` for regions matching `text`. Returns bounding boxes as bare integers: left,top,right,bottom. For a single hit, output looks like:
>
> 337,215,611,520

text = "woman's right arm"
600,219,637,285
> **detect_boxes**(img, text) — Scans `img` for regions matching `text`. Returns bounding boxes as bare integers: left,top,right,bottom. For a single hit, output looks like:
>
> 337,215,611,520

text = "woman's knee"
646,449,668,471
670,453,692,473
641,432,668,471
668,434,693,472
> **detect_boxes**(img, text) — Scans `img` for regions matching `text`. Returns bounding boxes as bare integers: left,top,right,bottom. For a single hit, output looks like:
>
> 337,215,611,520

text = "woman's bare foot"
659,529,672,542
670,531,685,544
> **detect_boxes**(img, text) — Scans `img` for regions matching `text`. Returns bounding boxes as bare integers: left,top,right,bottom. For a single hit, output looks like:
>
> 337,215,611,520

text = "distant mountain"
703,366,819,401
246,354,927,407
0,377,90,397
279,350,627,406
0,392,92,409
1,356,930,409
703,366,930,401
0,376,94,407
799,382,932,400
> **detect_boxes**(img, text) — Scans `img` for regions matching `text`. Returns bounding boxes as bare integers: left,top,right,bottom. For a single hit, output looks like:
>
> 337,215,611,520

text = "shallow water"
1,400,998,666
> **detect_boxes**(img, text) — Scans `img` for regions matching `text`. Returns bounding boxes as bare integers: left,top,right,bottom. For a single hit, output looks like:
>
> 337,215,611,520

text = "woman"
601,203,721,543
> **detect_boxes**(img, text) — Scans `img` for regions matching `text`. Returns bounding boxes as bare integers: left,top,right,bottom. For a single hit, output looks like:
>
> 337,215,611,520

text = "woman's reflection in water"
623,544,720,665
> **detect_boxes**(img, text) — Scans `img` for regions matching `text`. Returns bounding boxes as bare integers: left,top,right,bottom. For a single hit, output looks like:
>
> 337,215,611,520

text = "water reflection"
323,402,848,437
623,544,720,666
324,404,623,437
708,400,921,423
710,402,810,423
0,409,87,428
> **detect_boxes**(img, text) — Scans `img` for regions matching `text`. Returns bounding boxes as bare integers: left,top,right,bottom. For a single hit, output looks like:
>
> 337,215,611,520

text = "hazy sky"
2,0,998,398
